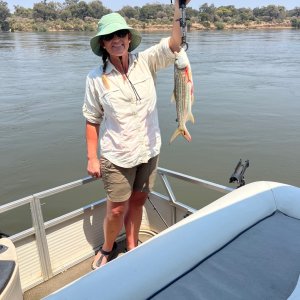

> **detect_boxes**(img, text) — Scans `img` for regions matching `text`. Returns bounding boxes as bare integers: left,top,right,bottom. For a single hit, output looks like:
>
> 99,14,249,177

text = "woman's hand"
175,0,191,7
87,157,101,178
85,121,100,178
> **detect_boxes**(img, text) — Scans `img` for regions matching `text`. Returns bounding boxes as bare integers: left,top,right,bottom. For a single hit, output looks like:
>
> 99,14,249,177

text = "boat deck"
24,238,128,300
23,231,158,300
24,256,92,300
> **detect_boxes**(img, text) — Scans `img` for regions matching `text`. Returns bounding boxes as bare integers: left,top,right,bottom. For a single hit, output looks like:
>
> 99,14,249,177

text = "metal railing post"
30,196,53,280
159,173,177,225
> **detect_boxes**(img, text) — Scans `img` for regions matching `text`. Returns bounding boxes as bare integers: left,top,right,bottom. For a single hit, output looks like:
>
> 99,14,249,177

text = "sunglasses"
101,29,129,41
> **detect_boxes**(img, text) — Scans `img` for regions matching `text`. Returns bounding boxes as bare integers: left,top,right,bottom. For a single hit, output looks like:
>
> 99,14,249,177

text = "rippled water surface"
0,30,300,233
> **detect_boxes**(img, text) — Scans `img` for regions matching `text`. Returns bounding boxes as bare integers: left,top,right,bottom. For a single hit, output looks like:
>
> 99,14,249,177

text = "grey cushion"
150,212,300,300
0,260,15,294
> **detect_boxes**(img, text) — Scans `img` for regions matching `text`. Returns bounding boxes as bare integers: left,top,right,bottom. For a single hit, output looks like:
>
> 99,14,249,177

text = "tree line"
1,0,300,32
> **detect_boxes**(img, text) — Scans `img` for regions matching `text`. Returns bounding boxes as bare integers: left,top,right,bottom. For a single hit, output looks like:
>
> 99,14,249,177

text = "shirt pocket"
129,75,153,103
100,87,130,121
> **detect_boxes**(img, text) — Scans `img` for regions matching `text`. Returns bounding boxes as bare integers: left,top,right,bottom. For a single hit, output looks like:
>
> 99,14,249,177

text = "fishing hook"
171,0,189,50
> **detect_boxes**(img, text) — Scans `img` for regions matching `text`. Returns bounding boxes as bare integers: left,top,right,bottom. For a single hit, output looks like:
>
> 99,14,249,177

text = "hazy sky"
6,0,299,12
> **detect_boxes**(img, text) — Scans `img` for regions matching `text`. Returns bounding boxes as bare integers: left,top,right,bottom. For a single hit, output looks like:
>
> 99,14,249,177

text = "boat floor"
24,239,128,300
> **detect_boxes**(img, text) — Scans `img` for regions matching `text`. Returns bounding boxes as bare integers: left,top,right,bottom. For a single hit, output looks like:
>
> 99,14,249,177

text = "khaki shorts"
100,156,159,202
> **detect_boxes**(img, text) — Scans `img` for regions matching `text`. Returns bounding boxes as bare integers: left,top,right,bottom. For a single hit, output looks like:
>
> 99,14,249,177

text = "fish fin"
187,112,195,124
191,93,195,105
171,91,175,103
185,66,193,83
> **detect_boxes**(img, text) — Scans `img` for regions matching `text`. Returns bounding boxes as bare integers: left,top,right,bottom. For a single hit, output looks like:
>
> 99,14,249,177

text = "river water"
1,30,300,233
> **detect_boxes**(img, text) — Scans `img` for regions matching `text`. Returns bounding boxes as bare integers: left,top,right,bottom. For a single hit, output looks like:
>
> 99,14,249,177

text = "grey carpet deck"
150,212,300,300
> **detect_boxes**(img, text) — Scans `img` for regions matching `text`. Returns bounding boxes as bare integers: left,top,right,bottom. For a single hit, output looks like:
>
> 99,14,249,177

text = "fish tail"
169,126,192,144
183,126,192,142
169,128,182,144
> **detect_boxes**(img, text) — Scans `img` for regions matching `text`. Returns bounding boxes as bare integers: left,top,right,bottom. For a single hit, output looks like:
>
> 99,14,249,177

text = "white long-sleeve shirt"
83,37,175,168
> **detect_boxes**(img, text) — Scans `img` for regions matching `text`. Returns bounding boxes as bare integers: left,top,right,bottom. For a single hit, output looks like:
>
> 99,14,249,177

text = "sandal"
91,242,118,270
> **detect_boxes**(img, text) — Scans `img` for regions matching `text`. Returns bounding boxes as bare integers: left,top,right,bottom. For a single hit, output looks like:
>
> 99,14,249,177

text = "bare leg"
124,191,148,251
92,200,128,268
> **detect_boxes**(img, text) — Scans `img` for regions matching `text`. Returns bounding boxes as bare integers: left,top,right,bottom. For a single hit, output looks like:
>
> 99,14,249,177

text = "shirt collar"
103,53,138,75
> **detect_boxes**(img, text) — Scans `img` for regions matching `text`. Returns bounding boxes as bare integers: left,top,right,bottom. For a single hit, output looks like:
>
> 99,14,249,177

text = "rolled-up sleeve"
82,74,103,125
139,37,175,75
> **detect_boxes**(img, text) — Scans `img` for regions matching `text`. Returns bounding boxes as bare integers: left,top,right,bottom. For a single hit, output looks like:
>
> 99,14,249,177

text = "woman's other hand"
87,157,101,178
85,121,100,178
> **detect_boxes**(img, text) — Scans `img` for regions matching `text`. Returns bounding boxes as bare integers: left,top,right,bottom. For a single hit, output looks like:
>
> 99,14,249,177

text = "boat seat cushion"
288,275,300,300
0,260,15,295
150,212,300,300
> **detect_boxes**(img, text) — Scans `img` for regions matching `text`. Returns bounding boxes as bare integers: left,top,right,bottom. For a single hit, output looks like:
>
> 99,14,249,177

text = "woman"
83,0,191,269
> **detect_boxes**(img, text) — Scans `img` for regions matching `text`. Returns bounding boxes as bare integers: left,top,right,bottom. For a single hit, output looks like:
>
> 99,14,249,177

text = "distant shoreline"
3,2,300,33
135,21,292,32
9,21,293,33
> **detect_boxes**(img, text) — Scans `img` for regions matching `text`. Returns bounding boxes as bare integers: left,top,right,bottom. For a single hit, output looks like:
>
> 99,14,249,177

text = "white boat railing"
158,167,233,202
0,167,233,289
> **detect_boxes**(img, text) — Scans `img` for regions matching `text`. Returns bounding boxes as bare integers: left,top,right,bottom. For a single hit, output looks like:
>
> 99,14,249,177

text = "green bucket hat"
90,13,142,57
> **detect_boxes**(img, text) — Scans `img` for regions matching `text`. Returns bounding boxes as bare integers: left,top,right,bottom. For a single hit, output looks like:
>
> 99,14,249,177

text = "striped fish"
170,49,195,143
